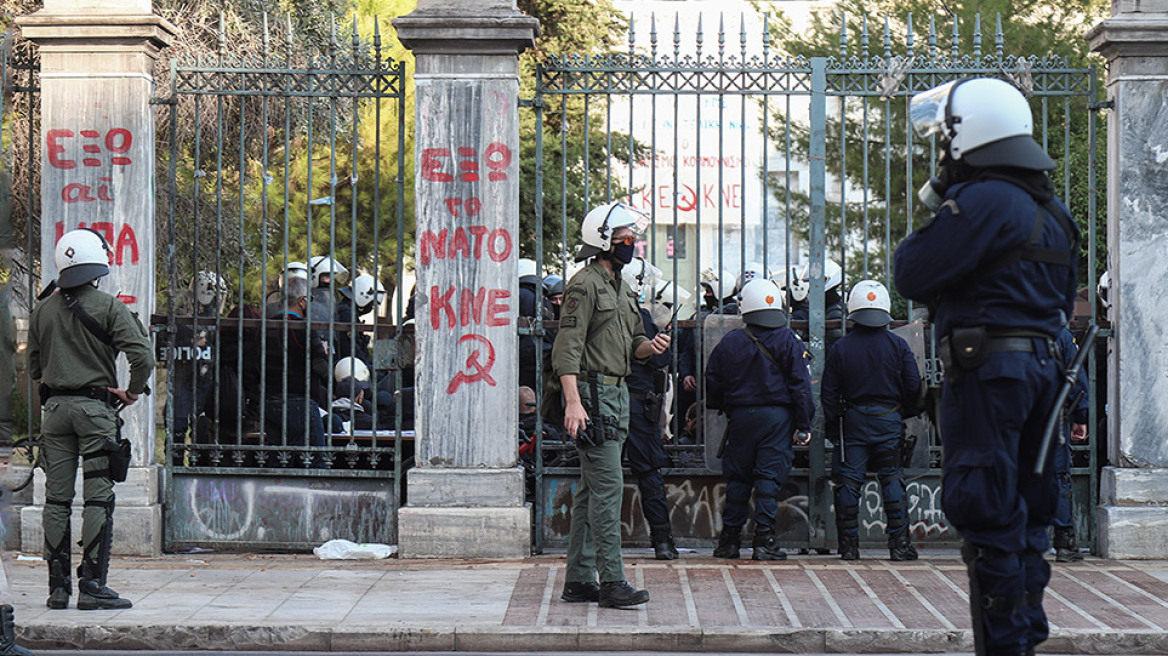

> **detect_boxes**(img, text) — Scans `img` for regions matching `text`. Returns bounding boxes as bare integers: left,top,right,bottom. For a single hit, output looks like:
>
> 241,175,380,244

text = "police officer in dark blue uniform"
518,258,554,391
1051,327,1089,562
621,258,678,559
706,279,815,560
822,279,922,561
895,78,1080,656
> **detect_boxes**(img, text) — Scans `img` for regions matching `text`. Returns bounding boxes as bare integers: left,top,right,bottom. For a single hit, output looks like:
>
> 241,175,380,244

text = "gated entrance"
526,11,1104,553
152,18,412,551
2,7,1104,555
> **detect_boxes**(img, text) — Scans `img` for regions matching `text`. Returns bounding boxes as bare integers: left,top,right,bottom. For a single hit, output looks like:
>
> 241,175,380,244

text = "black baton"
1034,325,1098,476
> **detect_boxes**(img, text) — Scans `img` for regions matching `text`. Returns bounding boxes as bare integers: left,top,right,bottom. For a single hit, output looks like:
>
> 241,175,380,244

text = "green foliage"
758,0,1108,291
516,0,633,271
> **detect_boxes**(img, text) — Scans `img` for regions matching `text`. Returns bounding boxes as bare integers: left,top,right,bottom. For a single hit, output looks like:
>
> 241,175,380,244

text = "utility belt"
578,371,622,448
581,371,625,387
939,326,1057,380
843,397,901,417
40,385,118,409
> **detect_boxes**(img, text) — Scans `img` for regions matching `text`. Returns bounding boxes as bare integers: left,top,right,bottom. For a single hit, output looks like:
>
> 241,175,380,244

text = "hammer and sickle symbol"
446,333,498,394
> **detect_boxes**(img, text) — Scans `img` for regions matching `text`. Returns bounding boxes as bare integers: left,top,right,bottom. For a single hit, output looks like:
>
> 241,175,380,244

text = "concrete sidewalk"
7,550,1168,653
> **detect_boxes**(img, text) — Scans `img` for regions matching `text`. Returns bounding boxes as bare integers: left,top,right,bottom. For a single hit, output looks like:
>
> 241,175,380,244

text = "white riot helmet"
309,255,350,288
700,267,736,301
193,270,229,312
621,257,662,298
340,273,387,312
283,261,308,286
910,77,1055,171
576,202,650,262
334,356,371,384
802,258,843,293
783,266,809,303
735,262,770,296
739,279,787,328
1097,271,1110,311
847,279,893,327
653,278,692,307
55,228,112,288
518,258,540,287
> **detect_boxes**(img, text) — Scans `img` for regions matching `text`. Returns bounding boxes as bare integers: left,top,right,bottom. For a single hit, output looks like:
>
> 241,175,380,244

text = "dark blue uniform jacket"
821,326,922,430
893,177,1077,339
705,325,815,431
628,308,673,395
1057,328,1090,425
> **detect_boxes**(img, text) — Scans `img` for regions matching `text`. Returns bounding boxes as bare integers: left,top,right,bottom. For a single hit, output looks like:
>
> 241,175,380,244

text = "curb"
18,624,1168,653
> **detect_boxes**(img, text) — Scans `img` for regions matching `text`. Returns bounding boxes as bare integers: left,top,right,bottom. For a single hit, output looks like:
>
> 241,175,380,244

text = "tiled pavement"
7,551,1168,653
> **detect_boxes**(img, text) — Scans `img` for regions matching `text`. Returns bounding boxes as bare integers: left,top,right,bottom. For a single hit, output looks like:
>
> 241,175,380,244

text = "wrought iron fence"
154,15,411,551
526,11,1103,553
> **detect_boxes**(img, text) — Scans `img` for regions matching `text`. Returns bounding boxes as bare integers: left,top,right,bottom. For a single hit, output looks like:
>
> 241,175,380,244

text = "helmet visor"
909,80,958,138
607,203,651,237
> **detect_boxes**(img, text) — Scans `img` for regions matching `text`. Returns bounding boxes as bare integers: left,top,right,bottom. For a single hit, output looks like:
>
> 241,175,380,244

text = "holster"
899,432,918,468
107,418,131,482
579,372,617,448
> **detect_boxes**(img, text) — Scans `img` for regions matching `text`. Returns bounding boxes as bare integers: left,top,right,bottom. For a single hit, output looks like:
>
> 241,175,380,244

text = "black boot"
44,525,71,610
888,527,918,561
77,500,132,611
1054,527,1083,563
0,605,33,656
751,528,788,561
713,525,742,559
650,524,678,561
599,581,649,608
838,534,860,561
561,581,600,603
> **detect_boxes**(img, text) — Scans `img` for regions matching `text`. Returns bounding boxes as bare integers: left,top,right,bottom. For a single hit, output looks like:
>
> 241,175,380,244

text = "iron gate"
526,11,1103,553
154,16,412,551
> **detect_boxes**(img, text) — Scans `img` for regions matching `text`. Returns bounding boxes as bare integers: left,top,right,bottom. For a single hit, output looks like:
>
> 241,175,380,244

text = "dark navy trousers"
721,405,795,531
940,346,1061,655
831,404,907,537
1051,432,1074,530
626,395,670,528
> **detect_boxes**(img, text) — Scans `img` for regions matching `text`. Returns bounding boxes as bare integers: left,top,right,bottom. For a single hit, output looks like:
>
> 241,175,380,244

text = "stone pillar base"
1097,466,1168,559
21,464,162,556
398,467,530,558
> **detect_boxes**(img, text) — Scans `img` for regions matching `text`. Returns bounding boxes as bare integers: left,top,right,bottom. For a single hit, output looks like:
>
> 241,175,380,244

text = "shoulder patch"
563,294,581,316
561,315,578,328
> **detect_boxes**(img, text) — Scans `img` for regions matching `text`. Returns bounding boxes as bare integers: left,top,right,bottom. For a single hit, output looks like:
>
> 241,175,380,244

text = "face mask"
612,241,635,265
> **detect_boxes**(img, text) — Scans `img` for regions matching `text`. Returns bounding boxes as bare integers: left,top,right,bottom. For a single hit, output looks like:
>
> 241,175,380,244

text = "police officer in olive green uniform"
29,228,154,611
553,202,670,609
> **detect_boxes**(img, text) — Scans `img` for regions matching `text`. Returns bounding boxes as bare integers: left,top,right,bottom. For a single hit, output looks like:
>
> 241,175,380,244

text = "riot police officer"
30,228,155,611
706,279,814,560
621,257,677,559
552,202,670,609
1051,327,1089,562
336,273,387,368
307,254,348,322
821,280,922,561
518,258,553,391
895,78,1080,656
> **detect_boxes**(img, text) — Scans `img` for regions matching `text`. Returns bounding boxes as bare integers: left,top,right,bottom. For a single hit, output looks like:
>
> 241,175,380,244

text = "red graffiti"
54,221,139,266
421,142,512,183
47,128,134,169
418,226,512,266
631,183,742,213
443,197,482,218
429,285,510,330
445,334,497,394
61,177,115,204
